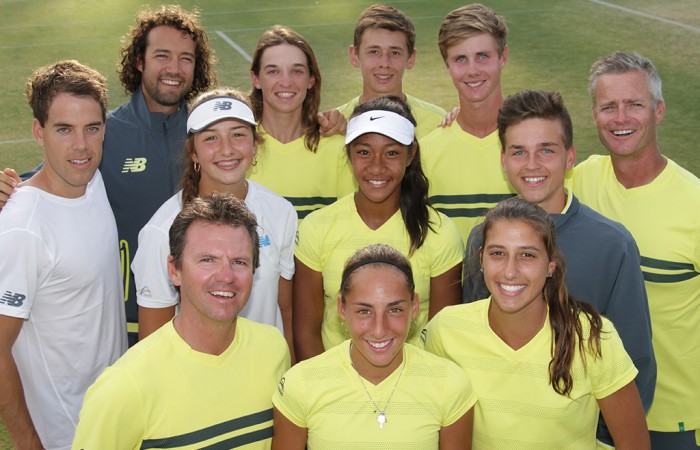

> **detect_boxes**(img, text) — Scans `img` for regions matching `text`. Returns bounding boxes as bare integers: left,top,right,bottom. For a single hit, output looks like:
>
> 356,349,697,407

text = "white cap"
345,110,415,145
187,96,256,133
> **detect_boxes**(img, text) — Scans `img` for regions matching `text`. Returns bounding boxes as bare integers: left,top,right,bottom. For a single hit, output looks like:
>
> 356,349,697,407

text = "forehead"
447,32,499,55
182,221,253,255
359,27,409,49
485,219,546,247
595,71,651,100
504,117,565,146
261,43,308,66
46,93,103,123
345,264,410,297
145,25,196,52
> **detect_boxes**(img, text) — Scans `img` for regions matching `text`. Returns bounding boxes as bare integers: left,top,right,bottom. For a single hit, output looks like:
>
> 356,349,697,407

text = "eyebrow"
52,121,103,128
485,243,543,252
353,299,409,308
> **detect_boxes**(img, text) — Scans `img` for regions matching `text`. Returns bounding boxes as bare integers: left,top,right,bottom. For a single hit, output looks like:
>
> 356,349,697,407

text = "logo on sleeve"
1,291,26,307
121,157,147,173
277,377,285,396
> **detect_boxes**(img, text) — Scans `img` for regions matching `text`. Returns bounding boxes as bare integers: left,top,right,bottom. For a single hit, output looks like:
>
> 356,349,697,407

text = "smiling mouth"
611,129,635,136
367,179,388,187
367,339,392,350
215,160,241,169
498,283,525,293
523,176,546,184
160,79,182,87
466,81,485,88
210,290,235,298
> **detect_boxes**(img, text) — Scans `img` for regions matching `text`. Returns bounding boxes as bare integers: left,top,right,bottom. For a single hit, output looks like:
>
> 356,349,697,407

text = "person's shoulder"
144,191,183,229
573,198,636,243
665,158,700,193
419,122,452,145
239,317,288,348
247,181,295,212
575,154,611,173
335,97,360,118
405,94,447,116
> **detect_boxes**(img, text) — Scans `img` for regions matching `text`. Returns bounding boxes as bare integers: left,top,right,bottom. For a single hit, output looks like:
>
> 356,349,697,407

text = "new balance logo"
1,291,26,307
121,158,147,173
213,101,233,111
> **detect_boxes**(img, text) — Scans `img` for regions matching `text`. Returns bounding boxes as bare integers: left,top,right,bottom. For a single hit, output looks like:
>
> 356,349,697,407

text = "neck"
456,91,503,138
538,189,568,214
610,149,666,188
27,169,88,199
198,178,248,200
173,309,237,355
360,90,406,105
353,191,400,230
350,343,403,384
260,108,305,144
488,297,547,350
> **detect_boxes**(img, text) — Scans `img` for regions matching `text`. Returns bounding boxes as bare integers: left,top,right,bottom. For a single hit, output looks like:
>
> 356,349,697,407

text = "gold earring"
252,154,258,167
193,161,200,173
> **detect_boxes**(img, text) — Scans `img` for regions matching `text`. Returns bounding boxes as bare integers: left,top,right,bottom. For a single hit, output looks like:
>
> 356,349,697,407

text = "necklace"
349,344,405,429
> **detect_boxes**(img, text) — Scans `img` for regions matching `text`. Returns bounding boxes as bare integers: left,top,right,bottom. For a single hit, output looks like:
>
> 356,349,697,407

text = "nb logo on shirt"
213,101,233,111
1,291,26,307
259,235,271,248
121,158,147,173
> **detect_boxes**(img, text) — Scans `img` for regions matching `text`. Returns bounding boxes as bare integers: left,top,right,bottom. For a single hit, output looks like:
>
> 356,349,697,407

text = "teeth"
217,160,239,168
210,291,234,298
467,81,484,88
524,176,545,183
499,284,525,293
368,340,390,349
70,159,89,164
375,74,391,80
612,129,634,136
276,92,295,98
368,180,386,186
161,79,180,86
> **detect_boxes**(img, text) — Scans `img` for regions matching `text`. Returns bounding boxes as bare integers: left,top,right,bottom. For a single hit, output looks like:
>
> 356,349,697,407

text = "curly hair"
250,25,321,152
118,5,216,101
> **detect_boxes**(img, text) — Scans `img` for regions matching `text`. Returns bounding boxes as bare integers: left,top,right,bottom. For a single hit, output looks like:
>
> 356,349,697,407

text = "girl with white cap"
132,88,297,357
293,96,464,361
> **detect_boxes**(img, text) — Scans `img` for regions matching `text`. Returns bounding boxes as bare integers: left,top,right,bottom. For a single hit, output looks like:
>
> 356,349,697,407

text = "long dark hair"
347,96,434,255
480,197,603,396
249,25,321,152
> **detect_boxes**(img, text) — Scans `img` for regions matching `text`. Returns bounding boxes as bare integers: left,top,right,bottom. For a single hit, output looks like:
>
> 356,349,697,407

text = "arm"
0,315,43,449
439,407,473,450
138,305,176,341
292,258,325,361
278,277,295,364
317,109,347,137
271,407,307,450
597,381,650,450
0,168,21,211
429,263,462,319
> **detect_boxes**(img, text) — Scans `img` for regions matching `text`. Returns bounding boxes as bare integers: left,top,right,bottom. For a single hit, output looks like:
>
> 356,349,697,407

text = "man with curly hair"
102,5,216,346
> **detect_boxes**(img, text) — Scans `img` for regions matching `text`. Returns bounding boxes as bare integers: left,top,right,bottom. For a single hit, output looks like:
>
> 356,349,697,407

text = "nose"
215,261,236,283
220,136,234,156
73,130,88,151
371,313,387,338
525,152,539,169
615,106,628,123
503,255,518,280
367,154,385,174
379,51,390,67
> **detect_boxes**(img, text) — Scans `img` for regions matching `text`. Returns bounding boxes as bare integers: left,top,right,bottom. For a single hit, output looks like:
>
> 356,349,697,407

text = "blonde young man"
336,3,446,139
421,4,516,243
573,51,700,450
0,60,127,450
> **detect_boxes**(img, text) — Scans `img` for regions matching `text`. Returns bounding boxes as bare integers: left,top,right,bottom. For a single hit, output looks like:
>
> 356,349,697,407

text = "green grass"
0,0,699,443
1,0,699,176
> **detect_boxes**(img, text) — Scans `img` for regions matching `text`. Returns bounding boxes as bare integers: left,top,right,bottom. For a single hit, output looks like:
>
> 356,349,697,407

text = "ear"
136,56,144,73
307,73,315,90
337,294,347,321
410,292,419,320
349,45,360,68
32,118,44,147
565,146,576,171
250,70,262,89
499,45,509,68
655,100,666,125
167,255,182,288
406,49,416,70
547,258,557,279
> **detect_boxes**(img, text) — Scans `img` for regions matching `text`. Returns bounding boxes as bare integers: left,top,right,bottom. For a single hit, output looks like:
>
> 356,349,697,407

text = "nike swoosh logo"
369,116,384,121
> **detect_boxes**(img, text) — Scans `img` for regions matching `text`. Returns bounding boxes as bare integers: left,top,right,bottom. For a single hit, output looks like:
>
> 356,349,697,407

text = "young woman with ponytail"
422,197,649,449
293,96,463,361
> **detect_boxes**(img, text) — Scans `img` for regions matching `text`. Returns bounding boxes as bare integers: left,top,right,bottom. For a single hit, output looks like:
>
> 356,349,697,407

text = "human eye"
86,126,102,134
233,259,249,267
477,53,489,60
56,127,70,134
454,55,466,63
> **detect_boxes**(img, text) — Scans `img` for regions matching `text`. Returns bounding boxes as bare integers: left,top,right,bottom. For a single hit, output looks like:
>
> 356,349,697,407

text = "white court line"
0,138,33,145
215,30,252,62
588,0,700,33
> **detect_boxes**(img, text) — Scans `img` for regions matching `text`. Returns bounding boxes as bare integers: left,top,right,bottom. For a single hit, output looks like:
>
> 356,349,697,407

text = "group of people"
0,2,698,450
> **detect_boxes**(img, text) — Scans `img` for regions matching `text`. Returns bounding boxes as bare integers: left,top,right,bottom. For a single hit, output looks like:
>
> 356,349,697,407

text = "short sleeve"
133,222,178,308
427,213,464,277
443,360,477,426
294,211,324,272
279,204,298,281
420,312,447,357
72,366,146,449
272,365,308,428
590,319,639,399
0,230,48,319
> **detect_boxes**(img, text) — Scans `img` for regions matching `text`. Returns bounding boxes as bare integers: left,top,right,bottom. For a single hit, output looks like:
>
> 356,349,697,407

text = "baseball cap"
187,96,256,134
345,110,415,145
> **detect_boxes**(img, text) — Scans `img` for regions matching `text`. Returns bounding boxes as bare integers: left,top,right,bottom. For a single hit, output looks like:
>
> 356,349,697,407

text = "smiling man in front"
73,193,290,449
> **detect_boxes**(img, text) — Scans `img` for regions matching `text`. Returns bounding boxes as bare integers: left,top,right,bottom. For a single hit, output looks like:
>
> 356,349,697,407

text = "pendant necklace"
350,343,405,429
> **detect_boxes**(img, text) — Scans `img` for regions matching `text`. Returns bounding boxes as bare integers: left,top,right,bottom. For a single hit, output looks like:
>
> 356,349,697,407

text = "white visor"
345,110,415,145
187,96,256,133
